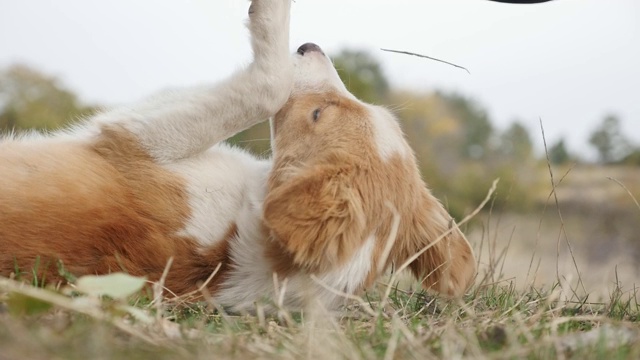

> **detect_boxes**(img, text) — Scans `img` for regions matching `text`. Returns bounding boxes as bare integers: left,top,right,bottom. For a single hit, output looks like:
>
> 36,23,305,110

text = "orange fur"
0,127,232,294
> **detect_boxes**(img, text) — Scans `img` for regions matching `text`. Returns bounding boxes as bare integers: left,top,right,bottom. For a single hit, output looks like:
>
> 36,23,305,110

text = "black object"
487,0,554,3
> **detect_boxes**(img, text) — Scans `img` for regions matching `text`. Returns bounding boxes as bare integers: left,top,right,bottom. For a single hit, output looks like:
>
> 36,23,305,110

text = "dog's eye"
312,108,321,122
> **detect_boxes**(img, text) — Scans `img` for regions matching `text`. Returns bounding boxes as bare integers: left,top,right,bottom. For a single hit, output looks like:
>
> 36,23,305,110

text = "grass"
1,258,639,359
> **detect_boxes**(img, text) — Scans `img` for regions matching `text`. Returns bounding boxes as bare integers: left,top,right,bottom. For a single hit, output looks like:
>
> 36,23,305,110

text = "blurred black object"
487,0,554,3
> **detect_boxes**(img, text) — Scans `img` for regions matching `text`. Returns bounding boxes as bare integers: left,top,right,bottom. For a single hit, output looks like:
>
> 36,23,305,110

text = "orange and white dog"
0,0,475,312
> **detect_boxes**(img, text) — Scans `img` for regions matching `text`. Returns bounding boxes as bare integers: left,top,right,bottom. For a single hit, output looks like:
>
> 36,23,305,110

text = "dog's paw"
247,0,290,61
244,0,293,117
248,0,290,21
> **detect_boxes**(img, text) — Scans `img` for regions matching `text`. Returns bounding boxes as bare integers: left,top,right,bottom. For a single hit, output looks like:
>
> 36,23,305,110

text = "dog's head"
264,43,475,297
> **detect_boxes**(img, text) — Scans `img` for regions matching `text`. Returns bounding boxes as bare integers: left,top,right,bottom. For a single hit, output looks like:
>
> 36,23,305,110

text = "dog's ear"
263,164,367,273
412,225,476,297
400,194,476,297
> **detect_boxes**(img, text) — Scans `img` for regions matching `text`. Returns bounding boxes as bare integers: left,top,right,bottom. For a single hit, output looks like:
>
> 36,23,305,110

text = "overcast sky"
1,0,638,157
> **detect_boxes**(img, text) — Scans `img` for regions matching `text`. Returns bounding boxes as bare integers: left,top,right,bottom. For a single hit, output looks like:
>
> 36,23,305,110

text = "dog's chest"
166,143,271,247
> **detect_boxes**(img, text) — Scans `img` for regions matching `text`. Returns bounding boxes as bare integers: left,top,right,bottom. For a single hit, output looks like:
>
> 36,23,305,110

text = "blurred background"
1,0,638,297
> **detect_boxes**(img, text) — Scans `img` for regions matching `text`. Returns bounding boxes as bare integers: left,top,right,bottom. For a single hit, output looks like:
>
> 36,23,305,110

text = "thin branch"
380,48,470,74
607,177,640,211
539,118,586,295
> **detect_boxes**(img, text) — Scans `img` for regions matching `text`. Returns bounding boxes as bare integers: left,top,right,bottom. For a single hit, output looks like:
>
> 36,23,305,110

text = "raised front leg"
97,0,293,162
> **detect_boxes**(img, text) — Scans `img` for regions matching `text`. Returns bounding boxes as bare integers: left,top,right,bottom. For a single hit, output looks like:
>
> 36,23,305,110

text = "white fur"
165,144,271,247
368,106,411,160
291,50,352,97
215,233,376,312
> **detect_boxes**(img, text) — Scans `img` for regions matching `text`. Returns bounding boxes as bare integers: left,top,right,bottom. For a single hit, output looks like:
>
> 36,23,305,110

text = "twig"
163,262,222,307
530,163,575,285
474,277,517,289
381,48,470,74
607,177,640,211
152,257,173,323
539,118,586,295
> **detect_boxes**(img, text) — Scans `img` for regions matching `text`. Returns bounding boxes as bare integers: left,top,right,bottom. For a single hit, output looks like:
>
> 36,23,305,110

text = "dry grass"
1,256,638,359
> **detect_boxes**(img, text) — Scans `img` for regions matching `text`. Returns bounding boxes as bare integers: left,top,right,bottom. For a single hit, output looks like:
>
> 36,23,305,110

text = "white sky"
1,0,638,157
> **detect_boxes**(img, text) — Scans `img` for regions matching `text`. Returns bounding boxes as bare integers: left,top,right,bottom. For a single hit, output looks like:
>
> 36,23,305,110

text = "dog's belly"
0,138,269,288
0,140,138,242
0,139,189,280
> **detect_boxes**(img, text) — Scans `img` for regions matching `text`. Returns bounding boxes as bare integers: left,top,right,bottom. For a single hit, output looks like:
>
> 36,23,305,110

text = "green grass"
1,271,639,359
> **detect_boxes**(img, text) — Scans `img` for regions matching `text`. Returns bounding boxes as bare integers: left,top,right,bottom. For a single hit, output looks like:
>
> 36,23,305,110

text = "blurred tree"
499,121,533,161
438,92,493,160
0,64,95,132
332,49,389,104
548,138,572,164
588,114,631,164
621,148,640,166
390,91,462,176
390,90,540,218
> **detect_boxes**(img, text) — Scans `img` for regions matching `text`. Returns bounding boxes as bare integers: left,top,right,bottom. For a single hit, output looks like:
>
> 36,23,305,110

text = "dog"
0,0,475,312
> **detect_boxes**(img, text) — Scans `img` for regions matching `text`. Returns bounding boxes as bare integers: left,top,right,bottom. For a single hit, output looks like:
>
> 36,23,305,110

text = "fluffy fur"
0,0,475,312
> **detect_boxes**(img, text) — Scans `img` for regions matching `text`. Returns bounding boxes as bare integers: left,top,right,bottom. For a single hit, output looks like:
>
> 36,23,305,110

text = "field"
1,165,639,359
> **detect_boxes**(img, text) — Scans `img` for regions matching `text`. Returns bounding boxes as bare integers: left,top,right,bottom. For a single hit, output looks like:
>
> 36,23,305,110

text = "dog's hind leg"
95,0,292,163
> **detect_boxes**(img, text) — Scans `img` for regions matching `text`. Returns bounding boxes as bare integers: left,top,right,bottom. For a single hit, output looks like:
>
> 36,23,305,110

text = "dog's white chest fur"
167,143,271,247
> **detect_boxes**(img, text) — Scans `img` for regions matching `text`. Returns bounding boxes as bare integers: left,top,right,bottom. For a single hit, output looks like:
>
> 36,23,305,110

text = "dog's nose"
297,43,324,56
